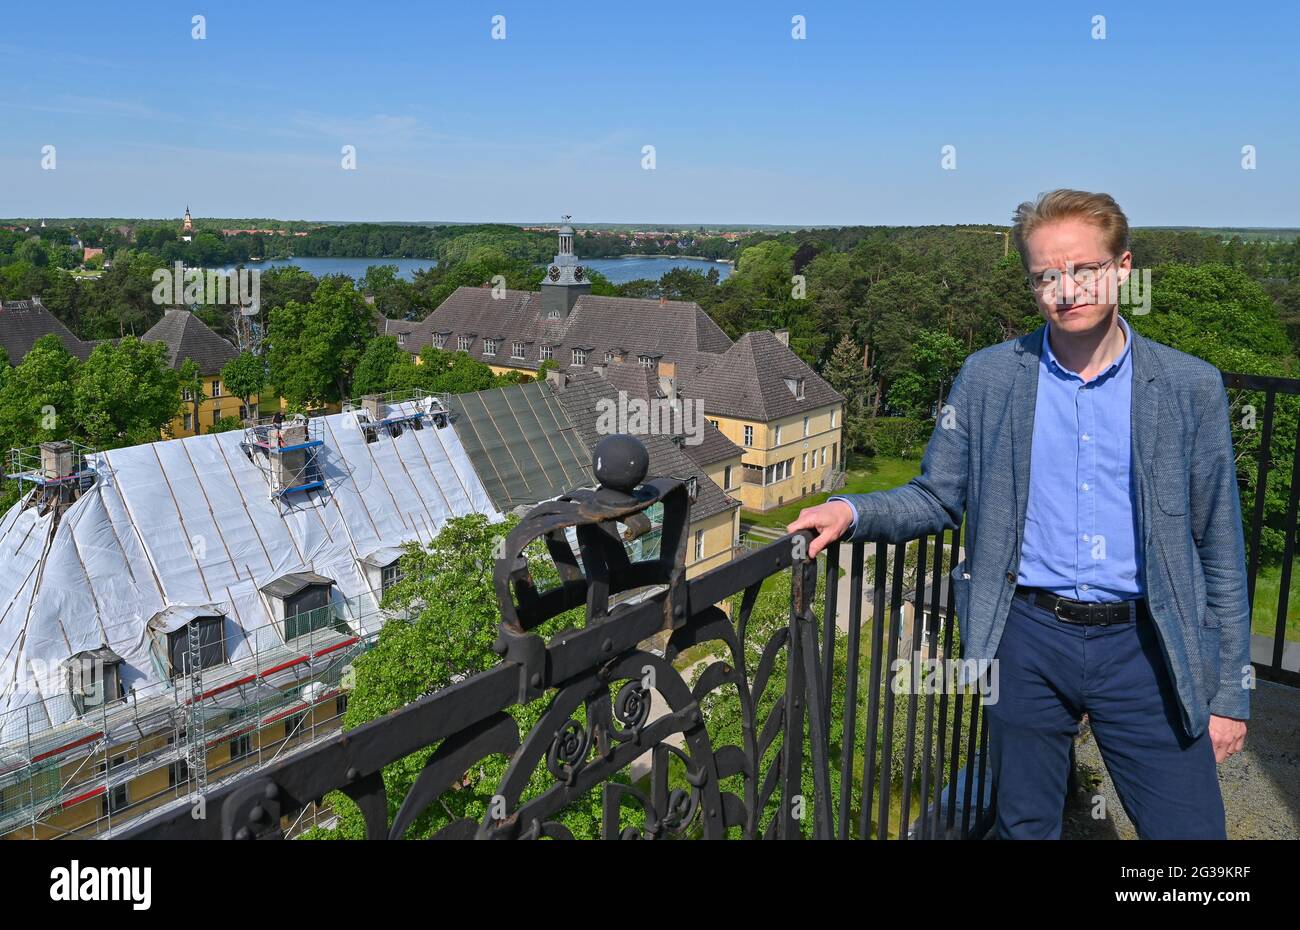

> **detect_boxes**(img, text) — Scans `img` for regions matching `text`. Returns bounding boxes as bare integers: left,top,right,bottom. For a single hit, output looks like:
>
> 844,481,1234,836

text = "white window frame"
541,345,553,361
743,425,753,447
433,333,447,349
457,335,472,352
512,341,525,360
572,348,586,367
483,338,498,357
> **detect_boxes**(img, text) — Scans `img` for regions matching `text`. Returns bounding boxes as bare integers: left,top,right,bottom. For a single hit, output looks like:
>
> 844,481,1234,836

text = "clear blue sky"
1,0,1296,227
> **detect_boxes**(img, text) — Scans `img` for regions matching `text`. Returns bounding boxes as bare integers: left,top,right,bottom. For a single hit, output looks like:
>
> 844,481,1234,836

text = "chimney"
362,394,384,420
774,329,790,346
546,369,568,391
41,440,75,479
593,364,607,378
659,296,668,307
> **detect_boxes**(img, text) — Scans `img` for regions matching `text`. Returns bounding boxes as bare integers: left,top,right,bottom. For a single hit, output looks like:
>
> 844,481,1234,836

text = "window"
433,333,447,349
547,307,560,320
183,412,193,432
774,425,783,445
639,355,654,370
336,694,349,718
166,616,226,678
541,345,553,361
708,419,719,430
831,409,838,428
229,733,253,762
512,341,525,359
211,407,221,426
802,453,808,473
694,529,704,561
381,562,403,594
723,464,733,489
483,338,498,356
571,348,586,367
281,710,307,742
743,425,754,446
832,442,838,465
457,335,472,352
211,380,222,398
182,387,193,402
604,350,615,363
803,416,810,437
102,783,128,816
168,758,190,788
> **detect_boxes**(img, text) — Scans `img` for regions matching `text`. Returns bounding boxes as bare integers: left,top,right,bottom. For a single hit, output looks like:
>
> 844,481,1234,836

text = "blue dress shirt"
830,316,1143,602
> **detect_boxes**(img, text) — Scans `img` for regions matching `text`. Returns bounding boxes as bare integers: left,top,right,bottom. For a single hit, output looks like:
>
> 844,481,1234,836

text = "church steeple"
540,215,589,319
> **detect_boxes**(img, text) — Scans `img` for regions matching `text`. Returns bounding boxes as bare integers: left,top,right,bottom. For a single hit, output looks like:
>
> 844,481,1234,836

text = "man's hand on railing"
786,499,855,559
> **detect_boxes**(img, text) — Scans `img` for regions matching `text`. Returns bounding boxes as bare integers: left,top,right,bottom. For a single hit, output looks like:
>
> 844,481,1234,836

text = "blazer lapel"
1009,326,1043,545
1129,327,1160,543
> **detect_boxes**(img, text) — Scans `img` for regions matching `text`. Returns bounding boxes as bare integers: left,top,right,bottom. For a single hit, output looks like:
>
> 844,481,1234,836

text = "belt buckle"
1052,598,1075,623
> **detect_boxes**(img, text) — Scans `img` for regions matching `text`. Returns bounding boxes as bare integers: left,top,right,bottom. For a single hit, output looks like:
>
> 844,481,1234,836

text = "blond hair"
1011,189,1130,266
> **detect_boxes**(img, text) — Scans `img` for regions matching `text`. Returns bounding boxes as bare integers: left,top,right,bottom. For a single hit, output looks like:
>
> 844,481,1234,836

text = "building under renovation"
0,395,497,838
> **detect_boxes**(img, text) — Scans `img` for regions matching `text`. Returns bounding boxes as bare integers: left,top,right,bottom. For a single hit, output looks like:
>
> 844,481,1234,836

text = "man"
788,189,1250,839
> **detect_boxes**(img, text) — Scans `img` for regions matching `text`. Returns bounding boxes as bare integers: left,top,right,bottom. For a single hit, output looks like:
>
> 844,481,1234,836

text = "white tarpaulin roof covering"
0,401,500,734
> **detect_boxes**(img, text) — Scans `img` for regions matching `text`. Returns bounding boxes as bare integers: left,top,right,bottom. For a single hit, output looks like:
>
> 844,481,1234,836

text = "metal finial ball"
593,435,648,493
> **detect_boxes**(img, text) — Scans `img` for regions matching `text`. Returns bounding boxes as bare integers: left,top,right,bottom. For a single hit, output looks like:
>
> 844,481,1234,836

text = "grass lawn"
1249,561,1300,644
742,452,921,530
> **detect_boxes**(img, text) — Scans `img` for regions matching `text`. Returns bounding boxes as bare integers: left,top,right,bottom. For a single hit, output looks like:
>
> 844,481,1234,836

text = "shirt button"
1081,482,1090,491
1081,433,1090,441
1081,584,1090,591
1082,534,1089,541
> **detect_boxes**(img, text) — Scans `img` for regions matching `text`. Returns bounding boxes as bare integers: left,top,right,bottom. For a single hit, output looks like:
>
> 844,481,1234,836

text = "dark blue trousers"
985,591,1225,839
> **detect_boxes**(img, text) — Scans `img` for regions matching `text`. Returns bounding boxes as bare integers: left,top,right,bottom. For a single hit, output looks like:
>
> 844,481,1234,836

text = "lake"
217,254,731,284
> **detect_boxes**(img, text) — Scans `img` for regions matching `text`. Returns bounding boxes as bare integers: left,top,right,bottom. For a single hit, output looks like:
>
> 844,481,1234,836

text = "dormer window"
147,609,228,679
458,335,472,352
67,646,125,715
433,333,447,349
547,308,560,320
639,355,655,370
512,341,526,359
541,345,554,361
572,348,586,367
483,338,498,356
261,572,338,641
784,377,805,399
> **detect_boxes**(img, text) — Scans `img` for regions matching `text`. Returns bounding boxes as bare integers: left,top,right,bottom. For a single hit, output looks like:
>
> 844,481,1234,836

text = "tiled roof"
551,371,739,523
140,310,240,374
687,331,845,421
388,287,733,375
0,299,94,361
593,362,741,467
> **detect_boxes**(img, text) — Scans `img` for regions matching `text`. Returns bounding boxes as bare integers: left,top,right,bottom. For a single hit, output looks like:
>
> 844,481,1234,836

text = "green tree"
220,351,265,419
351,335,405,396
266,277,374,407
74,338,180,447
177,358,207,435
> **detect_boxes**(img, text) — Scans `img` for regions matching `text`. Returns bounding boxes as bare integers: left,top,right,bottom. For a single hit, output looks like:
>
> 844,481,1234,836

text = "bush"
865,417,931,458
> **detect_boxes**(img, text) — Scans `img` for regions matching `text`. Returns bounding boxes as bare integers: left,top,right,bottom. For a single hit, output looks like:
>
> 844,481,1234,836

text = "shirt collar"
1043,315,1132,383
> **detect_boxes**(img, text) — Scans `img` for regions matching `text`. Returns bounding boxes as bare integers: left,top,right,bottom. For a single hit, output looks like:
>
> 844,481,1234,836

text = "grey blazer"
836,323,1251,739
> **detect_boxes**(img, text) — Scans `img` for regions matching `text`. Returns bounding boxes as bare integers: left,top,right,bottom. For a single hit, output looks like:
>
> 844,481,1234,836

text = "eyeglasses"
1027,256,1119,295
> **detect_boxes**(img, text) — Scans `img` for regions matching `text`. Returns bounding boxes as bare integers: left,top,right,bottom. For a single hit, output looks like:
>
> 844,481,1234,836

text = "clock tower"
540,216,590,319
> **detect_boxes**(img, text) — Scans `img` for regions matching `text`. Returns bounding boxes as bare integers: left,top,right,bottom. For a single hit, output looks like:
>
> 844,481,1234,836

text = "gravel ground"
1063,678,1300,839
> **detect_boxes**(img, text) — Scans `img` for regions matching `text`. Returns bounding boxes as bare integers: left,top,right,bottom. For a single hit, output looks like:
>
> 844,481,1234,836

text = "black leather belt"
1014,585,1145,625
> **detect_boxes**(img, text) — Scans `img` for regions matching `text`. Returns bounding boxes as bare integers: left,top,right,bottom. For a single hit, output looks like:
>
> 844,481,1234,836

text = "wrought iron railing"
117,362,1300,840
119,435,996,840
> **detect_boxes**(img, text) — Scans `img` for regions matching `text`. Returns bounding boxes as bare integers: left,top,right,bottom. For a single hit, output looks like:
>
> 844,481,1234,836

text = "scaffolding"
343,390,451,441
5,441,106,516
0,596,385,840
239,413,325,501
